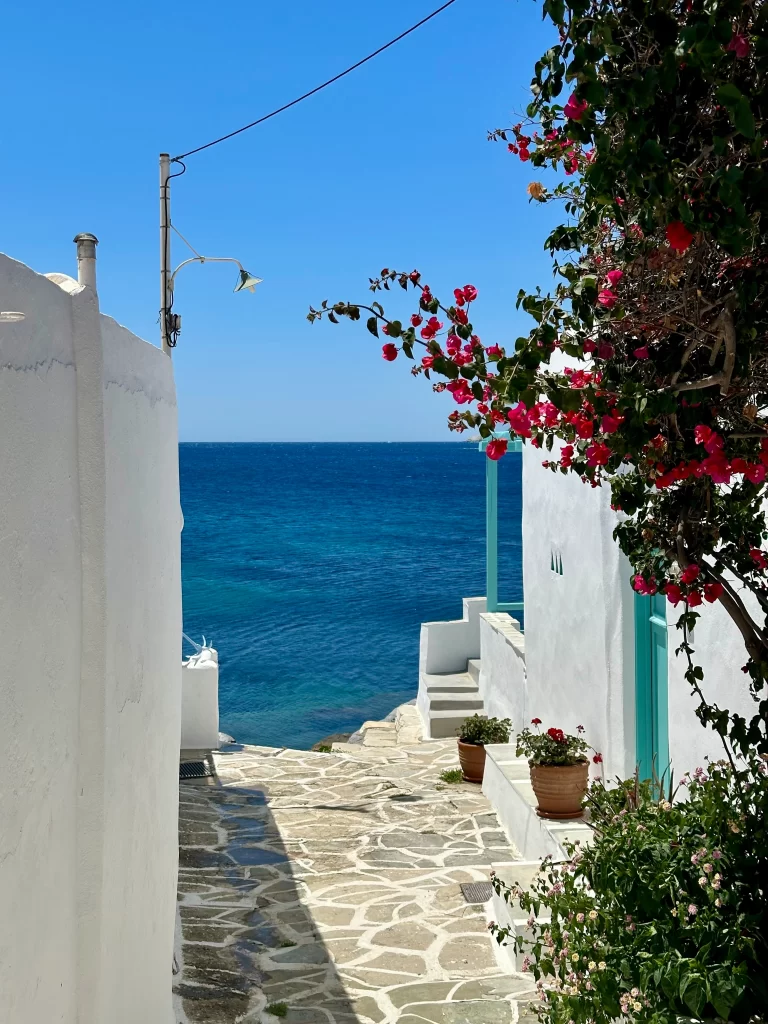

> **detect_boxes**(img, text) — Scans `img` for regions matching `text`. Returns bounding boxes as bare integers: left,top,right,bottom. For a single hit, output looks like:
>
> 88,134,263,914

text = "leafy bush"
491,757,768,1022
516,720,596,766
439,768,464,784
458,714,511,745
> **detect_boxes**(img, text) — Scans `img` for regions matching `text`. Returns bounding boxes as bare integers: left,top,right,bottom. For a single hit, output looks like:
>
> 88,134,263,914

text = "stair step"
467,658,482,683
424,672,477,693
428,710,472,738
429,696,484,712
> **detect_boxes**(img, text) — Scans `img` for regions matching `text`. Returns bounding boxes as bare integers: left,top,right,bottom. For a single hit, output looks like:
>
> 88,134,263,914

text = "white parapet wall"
478,612,527,728
0,249,181,1024
181,647,220,750
419,596,487,675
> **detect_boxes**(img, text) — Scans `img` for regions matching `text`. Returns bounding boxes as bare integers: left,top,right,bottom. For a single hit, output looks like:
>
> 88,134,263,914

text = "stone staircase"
418,657,484,739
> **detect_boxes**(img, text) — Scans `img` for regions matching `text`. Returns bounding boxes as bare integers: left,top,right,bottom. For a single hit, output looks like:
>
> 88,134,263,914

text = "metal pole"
159,153,172,355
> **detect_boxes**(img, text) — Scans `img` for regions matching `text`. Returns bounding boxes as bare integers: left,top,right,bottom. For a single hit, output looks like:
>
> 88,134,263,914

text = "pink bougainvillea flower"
633,345,650,359
411,313,423,327
563,93,588,121
633,574,658,596
688,589,703,607
421,355,434,369
508,402,532,438
586,441,611,466
750,548,768,569
666,221,694,253
694,424,723,453
486,438,508,461
463,284,478,302
583,339,598,354
680,564,700,585
731,457,748,475
702,454,732,483
726,32,750,58
745,463,766,484
453,351,473,366
574,415,595,440
664,583,684,606
476,403,489,415
597,289,618,309
605,269,624,287
453,288,466,307
453,307,469,326
519,148,530,162
381,343,398,361
704,582,724,603
485,344,503,359
597,342,615,360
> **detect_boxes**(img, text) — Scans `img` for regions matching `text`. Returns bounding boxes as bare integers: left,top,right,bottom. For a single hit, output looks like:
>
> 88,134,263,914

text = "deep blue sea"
180,443,522,749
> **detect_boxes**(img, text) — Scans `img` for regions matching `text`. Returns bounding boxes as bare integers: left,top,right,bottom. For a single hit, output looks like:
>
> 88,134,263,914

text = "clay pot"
530,761,589,819
458,740,487,783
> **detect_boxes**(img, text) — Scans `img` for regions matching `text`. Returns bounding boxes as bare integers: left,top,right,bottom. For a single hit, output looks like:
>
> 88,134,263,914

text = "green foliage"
314,744,332,753
492,758,768,1022
439,768,464,784
516,723,591,766
265,1003,289,1018
458,714,512,745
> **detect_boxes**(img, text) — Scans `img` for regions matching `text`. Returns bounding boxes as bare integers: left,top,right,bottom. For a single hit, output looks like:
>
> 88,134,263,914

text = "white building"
0,240,181,1024
418,436,754,837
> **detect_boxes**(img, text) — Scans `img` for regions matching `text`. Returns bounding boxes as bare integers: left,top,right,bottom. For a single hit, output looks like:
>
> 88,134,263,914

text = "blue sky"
1,0,561,440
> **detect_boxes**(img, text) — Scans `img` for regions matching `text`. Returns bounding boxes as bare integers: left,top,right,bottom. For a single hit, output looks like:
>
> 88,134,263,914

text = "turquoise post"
486,455,499,613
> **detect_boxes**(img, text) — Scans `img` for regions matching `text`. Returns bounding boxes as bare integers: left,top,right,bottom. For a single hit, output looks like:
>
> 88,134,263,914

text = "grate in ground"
179,760,214,780
460,881,493,904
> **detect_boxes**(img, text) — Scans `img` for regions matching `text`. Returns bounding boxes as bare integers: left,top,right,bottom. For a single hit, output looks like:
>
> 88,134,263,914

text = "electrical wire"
172,0,460,161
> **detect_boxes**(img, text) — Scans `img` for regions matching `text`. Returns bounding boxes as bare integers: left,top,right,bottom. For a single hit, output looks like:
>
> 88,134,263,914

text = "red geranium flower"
547,727,567,743
531,718,542,725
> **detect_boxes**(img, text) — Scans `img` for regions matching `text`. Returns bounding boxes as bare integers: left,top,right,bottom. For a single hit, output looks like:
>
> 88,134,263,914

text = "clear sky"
1,0,561,440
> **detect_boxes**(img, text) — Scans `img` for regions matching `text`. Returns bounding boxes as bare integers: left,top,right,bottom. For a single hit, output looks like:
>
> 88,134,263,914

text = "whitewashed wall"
476,443,760,781
517,446,637,779
0,251,180,1024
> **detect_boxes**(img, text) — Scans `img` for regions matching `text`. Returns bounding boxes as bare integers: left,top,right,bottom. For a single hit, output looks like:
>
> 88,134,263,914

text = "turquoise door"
634,593,669,783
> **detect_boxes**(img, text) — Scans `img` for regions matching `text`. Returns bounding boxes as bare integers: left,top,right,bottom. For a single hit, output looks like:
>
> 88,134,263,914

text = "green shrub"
458,715,511,745
492,757,768,1022
265,1003,288,1018
439,768,464,784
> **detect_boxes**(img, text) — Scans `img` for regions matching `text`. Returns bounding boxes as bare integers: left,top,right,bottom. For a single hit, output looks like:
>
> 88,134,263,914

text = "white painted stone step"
429,694,484,712
427,710,471,738
467,658,482,684
424,672,479,694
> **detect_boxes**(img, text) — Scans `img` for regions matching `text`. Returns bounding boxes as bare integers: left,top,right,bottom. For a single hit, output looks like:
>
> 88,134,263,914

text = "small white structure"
0,241,181,1024
181,645,220,750
418,439,754,800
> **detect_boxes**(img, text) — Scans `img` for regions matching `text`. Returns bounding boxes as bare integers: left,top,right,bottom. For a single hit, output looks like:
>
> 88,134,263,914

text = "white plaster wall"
99,313,181,1022
419,596,486,675
0,252,180,1024
0,255,81,1024
666,598,758,775
519,447,636,780
477,613,527,726
181,648,220,750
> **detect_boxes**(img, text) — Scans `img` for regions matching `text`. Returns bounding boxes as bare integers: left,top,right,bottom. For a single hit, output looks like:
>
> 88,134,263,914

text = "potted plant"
516,720,600,819
457,715,511,783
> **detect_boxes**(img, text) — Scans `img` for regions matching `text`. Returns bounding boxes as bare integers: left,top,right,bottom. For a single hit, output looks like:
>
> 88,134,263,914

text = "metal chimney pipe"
73,233,99,291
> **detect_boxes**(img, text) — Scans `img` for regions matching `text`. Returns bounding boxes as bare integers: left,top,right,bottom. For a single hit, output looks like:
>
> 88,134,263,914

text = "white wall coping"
481,612,526,663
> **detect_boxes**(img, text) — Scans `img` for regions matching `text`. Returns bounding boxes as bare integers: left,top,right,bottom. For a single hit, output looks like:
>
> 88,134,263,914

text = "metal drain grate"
179,760,214,780
460,881,493,904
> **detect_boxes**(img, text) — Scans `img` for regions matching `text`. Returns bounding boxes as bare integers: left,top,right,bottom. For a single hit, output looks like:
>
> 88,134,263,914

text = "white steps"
418,664,485,739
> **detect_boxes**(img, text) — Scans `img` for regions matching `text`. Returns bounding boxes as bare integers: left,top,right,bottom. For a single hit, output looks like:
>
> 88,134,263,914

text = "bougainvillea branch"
309,0,768,755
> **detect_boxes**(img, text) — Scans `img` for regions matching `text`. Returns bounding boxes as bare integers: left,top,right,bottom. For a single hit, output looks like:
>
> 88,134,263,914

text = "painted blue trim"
478,430,523,615
634,593,670,784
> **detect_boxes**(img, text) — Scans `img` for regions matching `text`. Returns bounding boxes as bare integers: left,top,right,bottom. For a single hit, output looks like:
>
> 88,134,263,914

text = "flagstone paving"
174,737,537,1024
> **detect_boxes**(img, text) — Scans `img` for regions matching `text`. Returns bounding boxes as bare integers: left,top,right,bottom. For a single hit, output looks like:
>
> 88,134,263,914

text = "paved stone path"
174,739,536,1024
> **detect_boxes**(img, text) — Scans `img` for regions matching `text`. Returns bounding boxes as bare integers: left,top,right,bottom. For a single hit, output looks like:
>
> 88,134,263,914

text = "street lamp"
159,154,261,354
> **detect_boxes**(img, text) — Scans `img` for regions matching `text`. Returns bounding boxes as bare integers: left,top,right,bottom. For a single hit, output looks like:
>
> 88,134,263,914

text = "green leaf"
366,317,379,338
679,974,707,1017
387,320,402,339
716,84,755,138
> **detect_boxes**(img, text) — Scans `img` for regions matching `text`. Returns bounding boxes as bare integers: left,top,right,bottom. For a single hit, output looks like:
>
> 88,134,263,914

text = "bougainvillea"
308,0,768,755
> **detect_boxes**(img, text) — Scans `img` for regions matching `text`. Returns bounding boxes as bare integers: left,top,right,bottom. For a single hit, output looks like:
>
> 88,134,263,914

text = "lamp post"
159,153,261,355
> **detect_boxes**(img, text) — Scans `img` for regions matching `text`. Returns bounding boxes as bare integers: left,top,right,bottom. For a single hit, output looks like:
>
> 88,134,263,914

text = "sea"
180,442,522,750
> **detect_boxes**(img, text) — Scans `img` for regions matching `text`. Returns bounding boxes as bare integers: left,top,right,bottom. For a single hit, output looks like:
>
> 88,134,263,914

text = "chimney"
73,233,99,291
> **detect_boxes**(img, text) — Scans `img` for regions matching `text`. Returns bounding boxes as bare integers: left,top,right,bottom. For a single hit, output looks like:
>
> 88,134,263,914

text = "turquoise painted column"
486,455,499,613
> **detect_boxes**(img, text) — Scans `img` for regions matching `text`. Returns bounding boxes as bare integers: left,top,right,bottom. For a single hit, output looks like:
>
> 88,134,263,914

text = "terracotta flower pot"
458,740,487,783
530,761,589,819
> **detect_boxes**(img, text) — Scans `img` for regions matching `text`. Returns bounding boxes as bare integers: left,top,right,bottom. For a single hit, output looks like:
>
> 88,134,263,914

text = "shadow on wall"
174,754,357,1024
